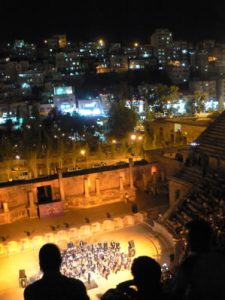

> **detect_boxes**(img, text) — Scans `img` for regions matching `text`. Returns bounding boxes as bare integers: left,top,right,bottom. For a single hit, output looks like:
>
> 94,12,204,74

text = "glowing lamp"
151,166,157,175
80,149,86,156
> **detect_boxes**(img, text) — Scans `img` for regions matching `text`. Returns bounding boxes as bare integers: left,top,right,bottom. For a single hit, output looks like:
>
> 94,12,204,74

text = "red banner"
39,201,64,218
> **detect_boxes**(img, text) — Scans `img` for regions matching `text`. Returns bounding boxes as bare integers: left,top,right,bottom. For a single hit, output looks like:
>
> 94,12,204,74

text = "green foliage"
143,120,155,149
138,83,179,114
108,100,137,139
152,84,179,113
112,82,134,101
95,143,105,160
185,91,208,115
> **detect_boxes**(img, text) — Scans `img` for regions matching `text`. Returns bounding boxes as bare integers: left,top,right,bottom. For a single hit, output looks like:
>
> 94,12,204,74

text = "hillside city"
0,27,225,300
0,29,223,181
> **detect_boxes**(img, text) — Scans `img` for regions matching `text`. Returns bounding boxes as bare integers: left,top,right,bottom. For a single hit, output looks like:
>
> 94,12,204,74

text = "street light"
80,149,86,156
130,134,137,141
98,39,104,47
130,134,143,160
80,149,88,168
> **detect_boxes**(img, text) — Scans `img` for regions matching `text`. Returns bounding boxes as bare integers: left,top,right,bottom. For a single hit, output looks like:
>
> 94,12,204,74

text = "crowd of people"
166,170,225,250
24,217,225,300
27,240,135,287
60,240,135,283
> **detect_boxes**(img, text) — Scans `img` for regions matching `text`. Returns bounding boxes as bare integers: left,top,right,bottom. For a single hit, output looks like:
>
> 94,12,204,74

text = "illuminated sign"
54,86,73,96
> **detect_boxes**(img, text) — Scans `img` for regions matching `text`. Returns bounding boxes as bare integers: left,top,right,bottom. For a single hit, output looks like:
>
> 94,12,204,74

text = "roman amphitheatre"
0,159,175,300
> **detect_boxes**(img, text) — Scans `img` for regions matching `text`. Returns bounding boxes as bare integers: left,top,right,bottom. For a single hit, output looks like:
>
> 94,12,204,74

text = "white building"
53,86,76,114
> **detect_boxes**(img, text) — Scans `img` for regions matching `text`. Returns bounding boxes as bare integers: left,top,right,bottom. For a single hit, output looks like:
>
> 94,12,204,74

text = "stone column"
3,202,8,212
152,172,157,185
142,173,147,189
161,170,165,182
84,178,89,197
2,202,10,223
119,176,124,191
27,191,37,218
95,178,100,196
129,158,134,188
152,172,157,195
58,170,65,202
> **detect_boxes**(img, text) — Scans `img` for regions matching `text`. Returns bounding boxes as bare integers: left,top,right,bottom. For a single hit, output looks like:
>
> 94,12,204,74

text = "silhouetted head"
188,252,225,300
186,218,212,253
39,243,62,273
131,256,161,290
101,288,129,300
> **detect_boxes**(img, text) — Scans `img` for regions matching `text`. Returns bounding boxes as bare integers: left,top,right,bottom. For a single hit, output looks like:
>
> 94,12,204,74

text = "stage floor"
0,223,170,300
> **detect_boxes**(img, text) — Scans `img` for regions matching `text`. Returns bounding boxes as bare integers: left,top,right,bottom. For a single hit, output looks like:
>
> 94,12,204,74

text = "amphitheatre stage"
0,223,172,300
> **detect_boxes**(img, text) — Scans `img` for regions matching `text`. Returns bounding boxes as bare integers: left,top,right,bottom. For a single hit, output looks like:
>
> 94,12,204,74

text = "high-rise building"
150,29,173,48
150,29,173,68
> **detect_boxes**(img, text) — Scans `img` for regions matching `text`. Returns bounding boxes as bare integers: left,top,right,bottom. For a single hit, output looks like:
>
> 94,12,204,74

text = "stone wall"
0,162,160,224
151,119,208,144
168,178,192,207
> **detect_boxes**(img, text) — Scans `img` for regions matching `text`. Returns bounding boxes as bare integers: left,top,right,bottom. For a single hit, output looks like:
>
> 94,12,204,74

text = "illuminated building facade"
110,55,128,72
53,86,76,114
77,99,104,117
46,34,67,49
166,63,190,84
189,79,216,98
99,94,111,115
150,29,173,68
125,99,144,114
55,52,82,76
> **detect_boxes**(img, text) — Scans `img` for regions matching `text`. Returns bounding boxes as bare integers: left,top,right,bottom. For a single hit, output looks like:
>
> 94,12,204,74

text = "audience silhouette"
172,218,213,300
24,243,89,300
102,256,163,300
186,251,225,300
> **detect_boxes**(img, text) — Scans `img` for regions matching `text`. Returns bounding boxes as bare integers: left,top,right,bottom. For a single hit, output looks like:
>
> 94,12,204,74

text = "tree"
193,91,208,113
56,138,65,169
138,82,154,104
151,84,179,113
43,133,54,175
143,120,155,150
108,100,137,139
185,91,208,115
70,140,80,169
0,136,14,180
95,143,105,160
112,82,134,102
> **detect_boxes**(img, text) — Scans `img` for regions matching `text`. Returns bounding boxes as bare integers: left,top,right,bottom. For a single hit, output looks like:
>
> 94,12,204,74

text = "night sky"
0,0,225,43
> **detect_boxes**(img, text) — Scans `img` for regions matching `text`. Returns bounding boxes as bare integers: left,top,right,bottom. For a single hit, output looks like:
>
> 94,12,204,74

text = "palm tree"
0,136,14,180
43,132,54,175
56,138,65,170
